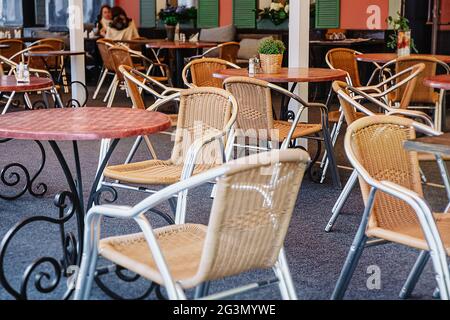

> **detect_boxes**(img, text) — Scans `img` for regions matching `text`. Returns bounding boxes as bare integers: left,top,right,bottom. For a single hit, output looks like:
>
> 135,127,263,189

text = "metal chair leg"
106,80,119,108
325,169,358,232
320,111,345,184
103,75,117,103
322,125,341,189
2,91,15,114
276,248,298,300
194,282,211,299
93,68,108,100
399,250,430,299
332,188,376,299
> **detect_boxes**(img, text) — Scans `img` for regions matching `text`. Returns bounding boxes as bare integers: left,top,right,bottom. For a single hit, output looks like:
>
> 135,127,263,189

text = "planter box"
257,19,289,30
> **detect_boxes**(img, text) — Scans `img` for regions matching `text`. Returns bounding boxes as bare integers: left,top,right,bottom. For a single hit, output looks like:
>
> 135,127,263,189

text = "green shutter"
315,0,340,29
140,0,156,28
198,0,219,28
233,0,256,29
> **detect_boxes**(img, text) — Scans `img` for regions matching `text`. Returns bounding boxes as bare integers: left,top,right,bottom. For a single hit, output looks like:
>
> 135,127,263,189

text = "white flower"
284,4,289,13
270,2,283,11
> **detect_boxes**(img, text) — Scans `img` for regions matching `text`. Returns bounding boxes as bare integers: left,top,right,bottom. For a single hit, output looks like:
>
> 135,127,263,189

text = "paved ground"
0,84,449,300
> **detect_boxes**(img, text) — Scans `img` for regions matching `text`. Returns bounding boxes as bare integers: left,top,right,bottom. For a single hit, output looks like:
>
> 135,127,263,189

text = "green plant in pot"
386,12,418,56
258,39,286,73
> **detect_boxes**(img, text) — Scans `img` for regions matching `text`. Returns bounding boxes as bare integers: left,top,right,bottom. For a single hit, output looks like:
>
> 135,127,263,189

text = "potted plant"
258,38,286,74
256,1,289,30
164,16,178,41
387,12,418,56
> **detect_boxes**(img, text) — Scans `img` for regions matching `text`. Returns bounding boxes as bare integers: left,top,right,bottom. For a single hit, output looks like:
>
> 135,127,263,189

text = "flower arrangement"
256,1,289,26
386,12,418,54
158,6,197,26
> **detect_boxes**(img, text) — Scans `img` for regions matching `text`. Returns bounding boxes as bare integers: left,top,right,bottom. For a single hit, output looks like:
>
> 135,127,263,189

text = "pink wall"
114,0,141,27
219,0,233,26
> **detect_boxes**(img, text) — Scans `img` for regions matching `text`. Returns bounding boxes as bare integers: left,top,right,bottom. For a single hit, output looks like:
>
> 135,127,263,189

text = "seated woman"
96,4,112,37
105,6,140,41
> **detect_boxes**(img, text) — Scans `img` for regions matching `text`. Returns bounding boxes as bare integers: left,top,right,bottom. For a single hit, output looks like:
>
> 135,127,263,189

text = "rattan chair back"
391,56,446,104
326,48,362,87
170,87,233,166
224,76,274,139
97,39,116,71
109,46,134,81
0,39,24,65
183,58,239,88
25,44,56,70
346,115,423,231
181,149,309,284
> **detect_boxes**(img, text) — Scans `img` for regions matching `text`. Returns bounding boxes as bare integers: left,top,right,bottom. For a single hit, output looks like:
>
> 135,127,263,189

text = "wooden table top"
355,53,450,64
0,75,54,92
404,133,450,156
144,40,217,49
0,108,171,141
213,67,347,83
25,50,86,57
424,74,450,91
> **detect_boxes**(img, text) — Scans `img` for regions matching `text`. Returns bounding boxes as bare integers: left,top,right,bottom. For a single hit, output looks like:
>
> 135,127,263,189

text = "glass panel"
0,0,23,26
46,0,114,27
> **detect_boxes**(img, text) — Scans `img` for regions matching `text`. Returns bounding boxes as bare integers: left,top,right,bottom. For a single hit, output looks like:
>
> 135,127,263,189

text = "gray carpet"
0,86,449,300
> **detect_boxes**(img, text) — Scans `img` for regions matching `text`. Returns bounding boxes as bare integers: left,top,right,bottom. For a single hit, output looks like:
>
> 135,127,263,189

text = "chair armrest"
387,109,434,128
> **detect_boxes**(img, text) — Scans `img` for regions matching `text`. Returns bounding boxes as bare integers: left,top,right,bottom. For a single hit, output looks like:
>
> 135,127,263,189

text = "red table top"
25,50,86,57
213,67,347,83
424,74,450,91
0,107,171,141
355,53,450,64
0,75,54,92
145,40,217,49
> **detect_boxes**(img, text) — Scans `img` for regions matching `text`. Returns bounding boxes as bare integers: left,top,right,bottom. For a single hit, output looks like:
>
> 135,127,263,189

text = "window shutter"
233,0,256,29
315,0,340,29
197,0,219,28
140,0,156,28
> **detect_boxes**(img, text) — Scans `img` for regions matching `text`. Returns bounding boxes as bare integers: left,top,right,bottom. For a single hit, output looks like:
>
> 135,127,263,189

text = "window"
0,0,23,26
46,0,114,27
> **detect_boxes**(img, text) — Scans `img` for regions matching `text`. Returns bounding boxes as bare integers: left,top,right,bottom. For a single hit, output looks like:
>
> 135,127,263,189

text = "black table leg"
0,139,120,300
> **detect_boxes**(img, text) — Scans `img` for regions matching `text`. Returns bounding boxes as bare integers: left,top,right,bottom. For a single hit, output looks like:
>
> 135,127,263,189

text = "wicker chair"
319,62,426,184
107,46,171,107
74,149,309,300
0,39,24,70
380,56,450,131
187,42,241,64
100,87,238,223
325,81,434,232
332,115,450,300
93,39,117,100
182,57,240,89
223,76,341,188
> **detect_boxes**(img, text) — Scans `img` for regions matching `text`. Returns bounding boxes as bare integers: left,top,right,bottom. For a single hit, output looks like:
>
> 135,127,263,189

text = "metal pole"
68,0,86,103
432,0,440,54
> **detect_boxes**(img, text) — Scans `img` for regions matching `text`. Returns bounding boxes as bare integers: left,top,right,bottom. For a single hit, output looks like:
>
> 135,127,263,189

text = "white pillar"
68,0,86,103
289,0,310,145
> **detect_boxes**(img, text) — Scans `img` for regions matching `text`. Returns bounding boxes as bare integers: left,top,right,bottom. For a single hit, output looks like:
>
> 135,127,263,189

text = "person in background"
105,6,140,41
96,4,112,37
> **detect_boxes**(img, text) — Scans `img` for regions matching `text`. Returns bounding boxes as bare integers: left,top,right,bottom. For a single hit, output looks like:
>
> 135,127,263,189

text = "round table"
0,107,171,300
26,51,87,103
355,53,450,64
424,74,450,91
213,67,347,83
0,75,61,113
144,40,217,87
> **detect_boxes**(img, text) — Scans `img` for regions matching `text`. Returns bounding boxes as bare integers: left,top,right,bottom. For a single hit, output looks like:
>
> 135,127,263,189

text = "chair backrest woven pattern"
348,116,423,231
109,46,134,81
0,40,24,64
97,39,116,71
170,87,232,166
189,58,233,88
326,48,362,87
224,76,275,139
191,150,308,283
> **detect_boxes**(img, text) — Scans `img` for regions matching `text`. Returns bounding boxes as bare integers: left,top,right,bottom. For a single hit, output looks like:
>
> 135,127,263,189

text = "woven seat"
100,224,207,287
273,121,322,140
104,160,216,184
